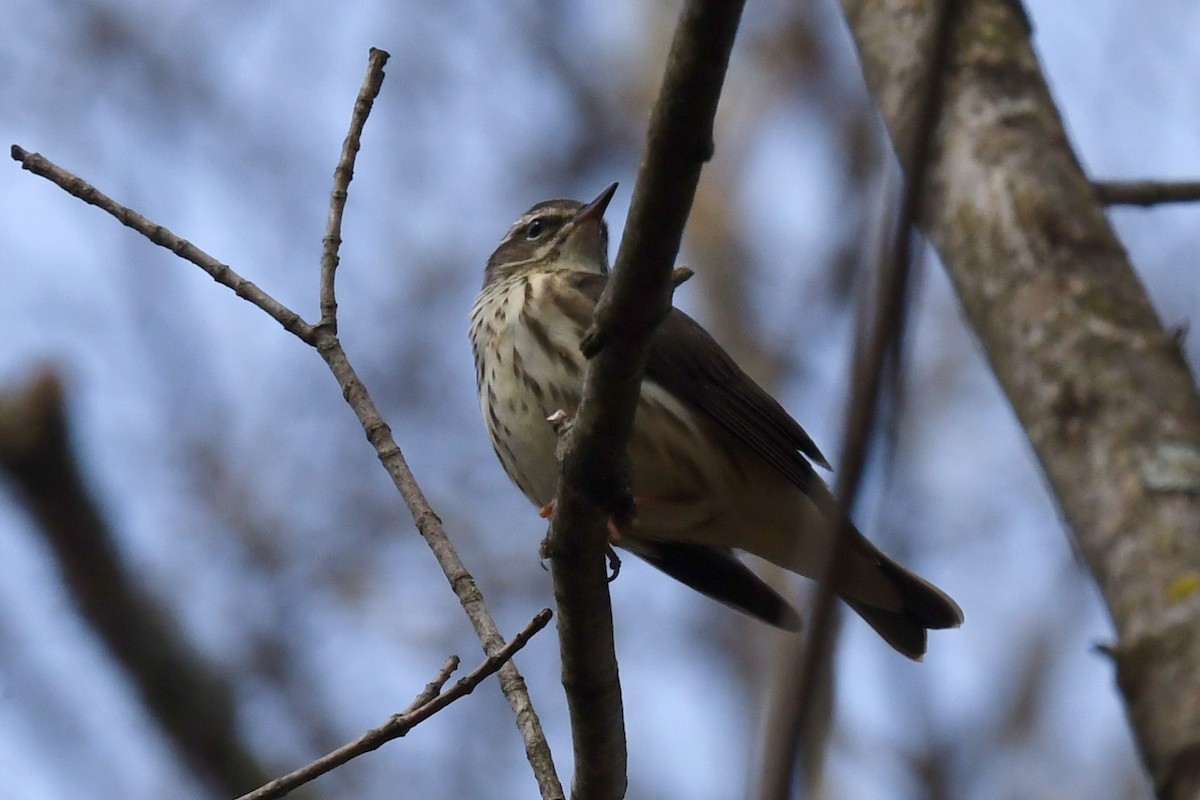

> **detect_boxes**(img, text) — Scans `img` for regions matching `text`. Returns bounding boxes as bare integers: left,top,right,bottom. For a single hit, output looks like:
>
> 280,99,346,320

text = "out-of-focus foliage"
2,0,1196,797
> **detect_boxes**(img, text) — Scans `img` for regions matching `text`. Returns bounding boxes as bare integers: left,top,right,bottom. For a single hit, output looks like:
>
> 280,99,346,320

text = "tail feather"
843,600,930,660
844,554,963,661
625,534,962,661
626,540,802,631
875,554,963,630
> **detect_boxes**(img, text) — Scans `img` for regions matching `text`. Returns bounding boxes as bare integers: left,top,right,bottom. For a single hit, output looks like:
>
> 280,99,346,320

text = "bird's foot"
538,501,628,540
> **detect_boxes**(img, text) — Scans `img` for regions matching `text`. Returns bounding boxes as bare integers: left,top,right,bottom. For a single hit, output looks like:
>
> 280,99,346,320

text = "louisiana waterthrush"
469,184,962,659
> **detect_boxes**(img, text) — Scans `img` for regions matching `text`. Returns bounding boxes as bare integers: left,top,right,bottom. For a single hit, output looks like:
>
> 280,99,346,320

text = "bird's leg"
541,500,625,545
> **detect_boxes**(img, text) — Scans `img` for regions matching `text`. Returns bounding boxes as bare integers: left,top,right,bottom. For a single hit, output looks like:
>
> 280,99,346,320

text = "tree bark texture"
839,1,1200,797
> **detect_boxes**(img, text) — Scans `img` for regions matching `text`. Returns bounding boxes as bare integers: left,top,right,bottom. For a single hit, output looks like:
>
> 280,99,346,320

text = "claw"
538,501,555,519
605,546,622,582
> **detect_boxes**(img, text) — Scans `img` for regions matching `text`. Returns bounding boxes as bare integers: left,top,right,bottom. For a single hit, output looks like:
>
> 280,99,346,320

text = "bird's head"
483,182,617,287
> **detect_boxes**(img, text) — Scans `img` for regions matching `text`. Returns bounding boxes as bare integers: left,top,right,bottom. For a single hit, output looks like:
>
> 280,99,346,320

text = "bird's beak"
574,182,618,226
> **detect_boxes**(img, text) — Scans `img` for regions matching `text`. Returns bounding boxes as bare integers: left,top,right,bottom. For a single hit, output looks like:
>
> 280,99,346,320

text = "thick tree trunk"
839,1,1200,796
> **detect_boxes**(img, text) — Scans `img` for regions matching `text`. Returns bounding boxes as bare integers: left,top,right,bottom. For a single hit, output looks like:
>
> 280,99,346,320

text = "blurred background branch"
841,0,1200,796
760,2,962,797
1092,180,1200,207
0,369,274,796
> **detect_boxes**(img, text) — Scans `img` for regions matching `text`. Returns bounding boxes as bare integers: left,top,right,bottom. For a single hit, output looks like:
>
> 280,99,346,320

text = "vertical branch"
545,1,747,798
309,49,565,800
319,47,389,330
841,0,1200,797
758,1,961,796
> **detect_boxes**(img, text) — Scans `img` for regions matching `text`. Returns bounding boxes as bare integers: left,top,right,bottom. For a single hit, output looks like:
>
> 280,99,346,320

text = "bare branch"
310,50,563,799
1093,180,1200,207
543,2,746,797
10,144,316,343
320,47,388,330
670,265,694,288
309,334,564,798
10,48,565,800
405,655,463,713
841,0,1200,797
237,609,552,800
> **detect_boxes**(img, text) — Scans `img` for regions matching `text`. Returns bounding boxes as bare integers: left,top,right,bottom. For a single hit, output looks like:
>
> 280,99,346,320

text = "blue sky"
2,1,1197,797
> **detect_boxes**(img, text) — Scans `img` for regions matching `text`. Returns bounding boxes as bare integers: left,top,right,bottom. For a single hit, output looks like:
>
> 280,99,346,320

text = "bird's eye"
525,218,546,240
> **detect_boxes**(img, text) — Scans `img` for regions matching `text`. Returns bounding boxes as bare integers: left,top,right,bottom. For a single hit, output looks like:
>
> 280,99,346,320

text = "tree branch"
840,1,1200,797
541,2,746,798
9,144,315,344
237,609,552,800
320,47,388,330
1093,180,1200,207
10,48,565,800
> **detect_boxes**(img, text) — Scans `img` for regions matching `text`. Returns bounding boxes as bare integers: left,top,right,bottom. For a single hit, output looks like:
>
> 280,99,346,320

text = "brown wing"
568,271,830,494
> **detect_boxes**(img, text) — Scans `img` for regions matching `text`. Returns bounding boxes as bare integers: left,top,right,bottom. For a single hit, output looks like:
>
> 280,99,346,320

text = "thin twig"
1092,180,1200,207
10,145,316,344
404,655,462,714
542,2,747,798
759,1,961,797
236,609,552,800
320,47,388,330
308,50,563,800
10,48,565,800
309,334,563,799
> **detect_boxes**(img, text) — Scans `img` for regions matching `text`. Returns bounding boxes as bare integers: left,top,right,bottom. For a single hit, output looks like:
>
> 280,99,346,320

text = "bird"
468,183,962,660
